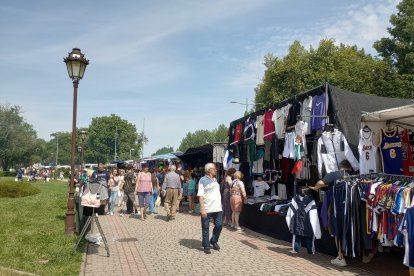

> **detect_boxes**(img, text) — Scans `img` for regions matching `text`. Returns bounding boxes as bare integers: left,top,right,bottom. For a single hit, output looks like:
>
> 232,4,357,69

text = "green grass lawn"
0,177,84,276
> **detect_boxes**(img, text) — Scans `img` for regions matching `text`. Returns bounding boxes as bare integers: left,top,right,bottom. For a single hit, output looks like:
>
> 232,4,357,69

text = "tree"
152,146,174,156
0,104,38,170
373,0,414,75
178,124,228,152
86,114,145,163
255,39,408,106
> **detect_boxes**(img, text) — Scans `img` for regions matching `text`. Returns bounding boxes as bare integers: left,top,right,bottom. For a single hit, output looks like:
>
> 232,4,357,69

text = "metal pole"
65,80,78,235
114,126,117,160
141,118,145,159
56,135,59,166
81,142,85,186
245,98,248,114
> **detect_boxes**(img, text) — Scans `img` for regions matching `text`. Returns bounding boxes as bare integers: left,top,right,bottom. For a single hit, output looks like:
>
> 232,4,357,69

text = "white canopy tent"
361,104,414,130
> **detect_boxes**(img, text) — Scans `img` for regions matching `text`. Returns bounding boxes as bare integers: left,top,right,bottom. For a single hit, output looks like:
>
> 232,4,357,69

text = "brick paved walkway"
80,206,405,276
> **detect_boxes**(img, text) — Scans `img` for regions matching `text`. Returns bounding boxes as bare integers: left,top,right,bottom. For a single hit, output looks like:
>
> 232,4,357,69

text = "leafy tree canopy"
178,124,228,152
374,0,414,75
152,146,174,156
86,114,146,163
255,39,412,106
0,104,37,170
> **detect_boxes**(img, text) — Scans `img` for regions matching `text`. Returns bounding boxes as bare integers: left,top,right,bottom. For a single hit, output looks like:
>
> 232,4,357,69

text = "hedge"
0,180,40,198
0,172,16,177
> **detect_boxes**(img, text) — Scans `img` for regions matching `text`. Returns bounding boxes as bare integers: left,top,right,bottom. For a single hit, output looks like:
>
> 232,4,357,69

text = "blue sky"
0,0,399,157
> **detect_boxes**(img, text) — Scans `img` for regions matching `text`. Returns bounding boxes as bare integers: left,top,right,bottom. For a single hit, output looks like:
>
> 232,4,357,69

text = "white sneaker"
119,213,124,217
110,211,114,216
95,213,99,217
331,257,347,267
235,226,242,231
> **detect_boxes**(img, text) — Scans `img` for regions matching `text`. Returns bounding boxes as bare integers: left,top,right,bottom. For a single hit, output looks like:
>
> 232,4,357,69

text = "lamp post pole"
64,48,89,235
130,148,134,160
80,130,87,181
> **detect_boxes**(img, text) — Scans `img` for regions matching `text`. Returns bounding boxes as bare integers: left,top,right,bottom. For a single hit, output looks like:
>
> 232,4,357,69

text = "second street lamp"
130,148,135,160
80,129,87,181
63,48,89,235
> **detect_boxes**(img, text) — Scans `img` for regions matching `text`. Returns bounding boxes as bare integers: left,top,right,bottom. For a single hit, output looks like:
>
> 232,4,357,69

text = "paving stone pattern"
80,206,399,276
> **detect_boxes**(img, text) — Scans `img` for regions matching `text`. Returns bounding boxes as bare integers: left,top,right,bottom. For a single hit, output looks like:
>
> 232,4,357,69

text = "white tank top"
358,128,377,174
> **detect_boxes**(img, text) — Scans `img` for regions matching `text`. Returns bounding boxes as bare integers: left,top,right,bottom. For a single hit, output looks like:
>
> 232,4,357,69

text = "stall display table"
240,202,338,256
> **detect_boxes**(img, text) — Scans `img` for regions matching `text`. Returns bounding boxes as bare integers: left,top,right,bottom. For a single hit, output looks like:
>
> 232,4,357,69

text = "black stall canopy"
179,144,213,168
229,84,412,157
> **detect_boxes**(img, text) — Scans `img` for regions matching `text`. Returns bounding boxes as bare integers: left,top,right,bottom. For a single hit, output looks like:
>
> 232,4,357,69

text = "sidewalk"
80,206,406,276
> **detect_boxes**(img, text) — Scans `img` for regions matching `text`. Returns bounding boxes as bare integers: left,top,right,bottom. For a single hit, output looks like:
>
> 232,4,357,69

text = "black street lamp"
63,48,89,235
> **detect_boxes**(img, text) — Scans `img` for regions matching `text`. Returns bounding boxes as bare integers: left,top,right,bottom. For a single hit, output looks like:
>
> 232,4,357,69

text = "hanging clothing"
286,195,321,253
317,129,359,177
311,92,328,131
295,120,308,154
273,104,291,138
256,115,265,146
380,128,403,175
263,110,275,141
287,101,301,127
282,131,295,159
300,96,313,135
401,128,414,176
233,123,243,144
243,116,256,142
358,128,378,174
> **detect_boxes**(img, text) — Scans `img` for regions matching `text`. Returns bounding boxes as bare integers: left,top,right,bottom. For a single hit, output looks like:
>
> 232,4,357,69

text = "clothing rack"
343,173,414,180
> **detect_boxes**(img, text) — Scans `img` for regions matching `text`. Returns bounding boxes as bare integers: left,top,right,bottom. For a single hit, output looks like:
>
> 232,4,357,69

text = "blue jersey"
380,128,403,175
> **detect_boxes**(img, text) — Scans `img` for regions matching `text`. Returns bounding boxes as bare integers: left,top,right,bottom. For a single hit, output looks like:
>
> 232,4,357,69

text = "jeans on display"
149,188,158,214
201,211,223,249
109,191,118,212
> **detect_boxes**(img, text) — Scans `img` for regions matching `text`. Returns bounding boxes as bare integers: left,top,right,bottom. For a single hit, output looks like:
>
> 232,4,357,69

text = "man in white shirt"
252,176,270,197
198,163,223,254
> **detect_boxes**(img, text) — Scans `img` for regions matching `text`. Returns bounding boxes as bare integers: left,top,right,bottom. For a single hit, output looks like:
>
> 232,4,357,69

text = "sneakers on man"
331,257,347,267
203,247,211,254
210,243,220,251
362,253,374,264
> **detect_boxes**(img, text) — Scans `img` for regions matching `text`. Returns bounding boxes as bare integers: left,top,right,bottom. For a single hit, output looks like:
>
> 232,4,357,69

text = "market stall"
224,83,412,256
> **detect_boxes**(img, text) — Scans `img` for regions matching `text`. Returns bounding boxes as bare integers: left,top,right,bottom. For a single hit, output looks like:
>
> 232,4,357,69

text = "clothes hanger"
362,124,371,132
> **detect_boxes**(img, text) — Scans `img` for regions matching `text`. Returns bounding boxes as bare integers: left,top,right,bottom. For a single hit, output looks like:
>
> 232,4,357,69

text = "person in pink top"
135,164,153,221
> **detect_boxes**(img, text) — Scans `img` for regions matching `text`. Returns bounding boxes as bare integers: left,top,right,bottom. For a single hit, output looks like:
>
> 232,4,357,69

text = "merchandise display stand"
73,208,110,257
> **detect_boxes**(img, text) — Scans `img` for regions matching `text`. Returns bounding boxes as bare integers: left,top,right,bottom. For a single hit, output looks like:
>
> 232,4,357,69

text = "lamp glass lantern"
64,48,89,81
80,129,88,141
77,145,82,153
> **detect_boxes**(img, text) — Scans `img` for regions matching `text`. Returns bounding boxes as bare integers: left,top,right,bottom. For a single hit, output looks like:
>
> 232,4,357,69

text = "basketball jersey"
380,128,403,175
400,129,414,176
358,128,377,174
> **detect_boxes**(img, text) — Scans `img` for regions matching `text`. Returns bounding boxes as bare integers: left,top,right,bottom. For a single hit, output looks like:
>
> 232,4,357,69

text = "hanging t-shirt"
282,131,295,159
301,96,313,135
263,110,275,141
358,128,377,174
256,115,265,145
380,128,403,175
233,123,242,144
401,128,414,176
311,92,327,131
287,101,301,127
253,180,270,197
295,120,308,154
243,116,256,142
272,104,291,138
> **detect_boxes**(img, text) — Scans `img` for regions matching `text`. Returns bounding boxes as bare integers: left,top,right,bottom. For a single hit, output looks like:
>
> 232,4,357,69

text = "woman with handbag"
230,171,247,231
